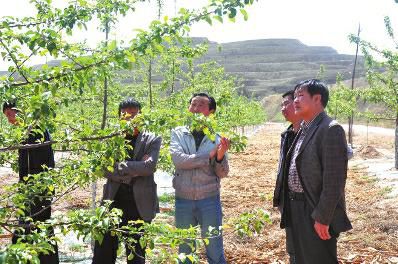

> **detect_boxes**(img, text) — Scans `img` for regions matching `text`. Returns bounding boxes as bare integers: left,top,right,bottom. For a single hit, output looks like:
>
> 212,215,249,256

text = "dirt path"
221,123,398,263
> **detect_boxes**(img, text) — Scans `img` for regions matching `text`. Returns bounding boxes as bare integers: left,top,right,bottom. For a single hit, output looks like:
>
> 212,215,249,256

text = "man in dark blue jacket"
3,101,59,263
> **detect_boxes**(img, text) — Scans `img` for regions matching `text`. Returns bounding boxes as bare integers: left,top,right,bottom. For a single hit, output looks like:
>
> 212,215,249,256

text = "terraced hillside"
0,38,366,99
196,38,366,98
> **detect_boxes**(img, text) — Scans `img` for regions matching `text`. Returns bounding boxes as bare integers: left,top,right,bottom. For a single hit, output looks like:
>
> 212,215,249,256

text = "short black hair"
118,98,141,117
294,79,329,107
282,90,294,100
2,101,16,113
189,93,217,112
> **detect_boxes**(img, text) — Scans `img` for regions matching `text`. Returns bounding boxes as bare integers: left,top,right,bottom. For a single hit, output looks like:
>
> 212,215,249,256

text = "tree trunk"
92,21,109,250
171,59,175,94
395,114,398,169
101,22,110,130
101,76,108,130
148,58,153,108
348,115,353,146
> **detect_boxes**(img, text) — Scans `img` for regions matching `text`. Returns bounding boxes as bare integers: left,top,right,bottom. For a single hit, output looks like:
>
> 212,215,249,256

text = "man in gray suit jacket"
284,79,352,264
92,98,162,264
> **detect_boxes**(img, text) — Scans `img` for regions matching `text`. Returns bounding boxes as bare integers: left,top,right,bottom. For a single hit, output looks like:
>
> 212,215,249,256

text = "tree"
0,0,268,262
350,15,398,168
326,74,359,122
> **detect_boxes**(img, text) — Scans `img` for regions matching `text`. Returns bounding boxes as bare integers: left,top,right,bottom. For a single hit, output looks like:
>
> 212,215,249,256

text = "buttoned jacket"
102,131,162,222
290,112,352,233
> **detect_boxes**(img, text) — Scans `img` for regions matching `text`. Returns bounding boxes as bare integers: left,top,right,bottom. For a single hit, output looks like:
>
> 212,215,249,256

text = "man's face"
281,95,296,123
294,86,321,120
189,96,212,117
120,107,139,121
4,108,17,125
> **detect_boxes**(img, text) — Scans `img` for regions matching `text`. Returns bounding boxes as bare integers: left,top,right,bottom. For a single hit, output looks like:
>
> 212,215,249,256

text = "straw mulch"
221,123,398,264
1,123,397,263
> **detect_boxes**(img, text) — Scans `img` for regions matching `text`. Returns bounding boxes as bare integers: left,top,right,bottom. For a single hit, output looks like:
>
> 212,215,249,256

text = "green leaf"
108,40,117,50
213,15,223,23
204,16,212,25
228,8,237,19
240,9,249,21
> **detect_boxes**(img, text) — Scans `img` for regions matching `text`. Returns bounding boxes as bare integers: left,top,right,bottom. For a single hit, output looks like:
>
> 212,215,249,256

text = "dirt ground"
221,123,398,263
1,123,398,263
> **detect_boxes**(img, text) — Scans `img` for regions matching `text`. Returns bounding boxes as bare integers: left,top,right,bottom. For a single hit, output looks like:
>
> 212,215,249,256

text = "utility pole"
348,23,361,146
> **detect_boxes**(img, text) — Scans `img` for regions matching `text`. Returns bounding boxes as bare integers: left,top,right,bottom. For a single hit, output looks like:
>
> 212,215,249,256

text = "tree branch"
0,38,30,83
0,131,122,152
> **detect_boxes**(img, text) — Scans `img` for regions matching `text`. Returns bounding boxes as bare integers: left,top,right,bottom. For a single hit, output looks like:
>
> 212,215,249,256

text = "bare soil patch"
1,123,398,263
221,123,398,263
357,145,382,159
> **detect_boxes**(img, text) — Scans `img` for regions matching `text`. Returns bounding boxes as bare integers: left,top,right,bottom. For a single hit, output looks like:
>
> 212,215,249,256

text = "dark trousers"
12,197,59,264
287,193,338,264
285,226,295,263
92,184,146,264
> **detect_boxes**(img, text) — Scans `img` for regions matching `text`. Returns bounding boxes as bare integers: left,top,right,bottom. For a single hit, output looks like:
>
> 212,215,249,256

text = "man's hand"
104,162,129,184
104,170,114,179
314,221,331,240
216,137,230,161
209,137,230,161
209,147,217,159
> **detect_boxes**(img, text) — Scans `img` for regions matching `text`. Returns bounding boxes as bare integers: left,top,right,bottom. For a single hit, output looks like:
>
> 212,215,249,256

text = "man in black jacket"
273,90,302,263
3,101,59,263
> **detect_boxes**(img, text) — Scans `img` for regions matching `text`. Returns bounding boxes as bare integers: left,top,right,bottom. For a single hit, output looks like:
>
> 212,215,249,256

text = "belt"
288,191,305,201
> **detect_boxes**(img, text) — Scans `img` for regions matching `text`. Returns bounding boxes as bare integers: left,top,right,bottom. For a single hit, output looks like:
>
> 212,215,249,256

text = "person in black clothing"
3,101,59,263
273,90,301,263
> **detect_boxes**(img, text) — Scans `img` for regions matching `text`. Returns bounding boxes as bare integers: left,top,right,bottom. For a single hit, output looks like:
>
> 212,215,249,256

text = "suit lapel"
297,113,325,156
133,132,145,160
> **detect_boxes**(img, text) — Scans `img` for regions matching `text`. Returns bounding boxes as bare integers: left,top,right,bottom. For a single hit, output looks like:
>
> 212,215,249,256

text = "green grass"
68,243,87,253
158,193,175,204
360,174,379,183
379,186,393,197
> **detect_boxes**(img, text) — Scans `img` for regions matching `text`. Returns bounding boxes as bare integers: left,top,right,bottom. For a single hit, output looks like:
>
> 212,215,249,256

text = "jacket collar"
297,111,326,155
281,124,294,136
181,126,192,135
132,131,146,158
